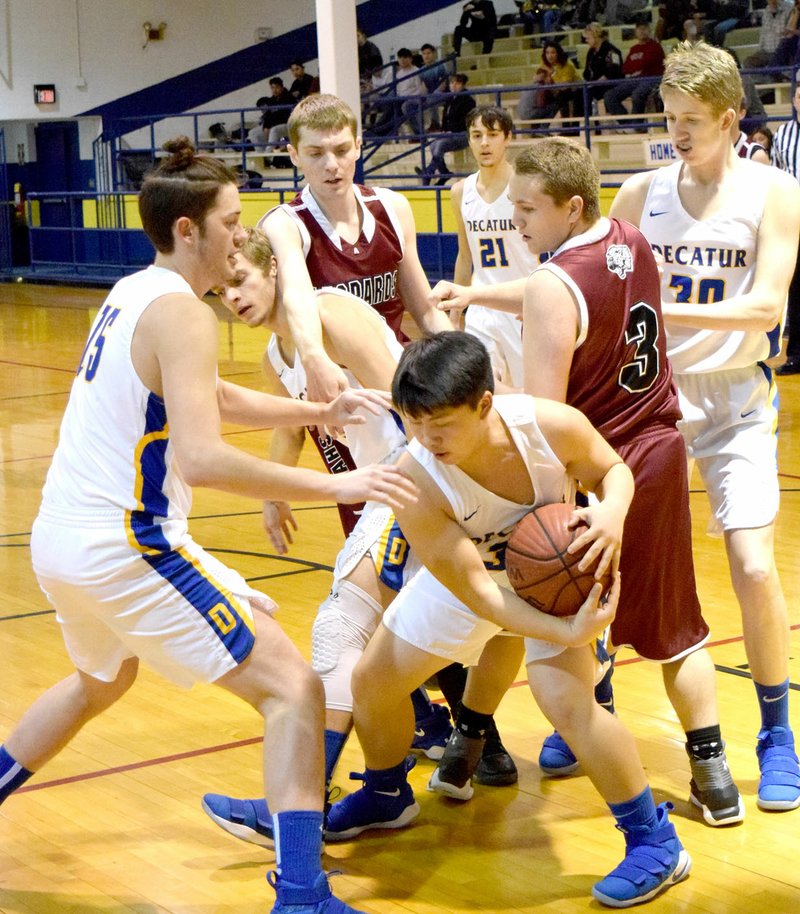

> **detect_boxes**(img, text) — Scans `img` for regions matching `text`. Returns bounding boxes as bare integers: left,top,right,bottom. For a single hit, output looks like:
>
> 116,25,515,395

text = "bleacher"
363,9,797,186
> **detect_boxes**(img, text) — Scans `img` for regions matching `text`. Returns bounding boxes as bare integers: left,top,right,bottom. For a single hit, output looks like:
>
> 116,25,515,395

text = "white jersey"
406,394,569,581
266,288,406,467
640,160,781,373
39,266,192,539
461,174,535,387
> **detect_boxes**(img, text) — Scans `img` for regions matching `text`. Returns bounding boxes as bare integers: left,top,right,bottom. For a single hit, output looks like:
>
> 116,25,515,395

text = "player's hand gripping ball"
506,502,612,616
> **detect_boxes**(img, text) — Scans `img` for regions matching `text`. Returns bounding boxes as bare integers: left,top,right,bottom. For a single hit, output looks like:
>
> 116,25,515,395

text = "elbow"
175,448,222,489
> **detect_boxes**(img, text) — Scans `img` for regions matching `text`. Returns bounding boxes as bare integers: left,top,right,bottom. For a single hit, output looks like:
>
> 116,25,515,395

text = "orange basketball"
505,502,610,617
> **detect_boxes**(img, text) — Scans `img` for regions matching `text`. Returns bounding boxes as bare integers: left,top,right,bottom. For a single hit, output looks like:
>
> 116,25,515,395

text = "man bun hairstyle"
139,136,238,254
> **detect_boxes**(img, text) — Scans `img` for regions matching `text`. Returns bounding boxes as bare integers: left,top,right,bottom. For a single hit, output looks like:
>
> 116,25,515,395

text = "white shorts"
383,565,566,666
31,508,275,688
464,305,524,389
333,501,422,592
675,364,779,530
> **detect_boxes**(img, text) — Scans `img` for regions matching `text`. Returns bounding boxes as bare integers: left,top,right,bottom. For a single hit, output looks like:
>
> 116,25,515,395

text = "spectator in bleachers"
395,47,427,135
750,125,774,156
288,61,319,101
582,22,624,107
656,2,694,41
453,1,498,56
767,0,800,70
744,0,793,67
358,27,384,79
249,77,296,162
603,20,665,128
420,43,452,131
416,73,476,184
361,65,395,134
603,0,651,26
515,0,570,35
702,1,750,47
517,40,581,123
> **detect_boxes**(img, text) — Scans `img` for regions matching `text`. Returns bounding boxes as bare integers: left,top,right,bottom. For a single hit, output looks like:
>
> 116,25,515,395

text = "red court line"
15,622,800,796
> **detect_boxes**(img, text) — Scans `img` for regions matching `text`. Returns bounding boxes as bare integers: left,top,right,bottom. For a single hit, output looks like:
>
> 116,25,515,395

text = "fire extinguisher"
13,182,24,218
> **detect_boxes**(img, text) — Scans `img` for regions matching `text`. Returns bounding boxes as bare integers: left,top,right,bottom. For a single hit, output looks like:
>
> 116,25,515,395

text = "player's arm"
429,276,527,316
261,206,349,401
392,452,616,645
451,180,473,287
385,189,453,335
318,293,399,391
522,267,578,401
661,173,800,331
144,295,418,509
533,398,634,579
607,170,654,228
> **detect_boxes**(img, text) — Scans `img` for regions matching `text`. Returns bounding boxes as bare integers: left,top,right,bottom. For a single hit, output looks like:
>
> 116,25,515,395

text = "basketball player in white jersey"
202,228,438,848
451,105,538,389
0,139,419,914
325,331,694,908
611,40,800,814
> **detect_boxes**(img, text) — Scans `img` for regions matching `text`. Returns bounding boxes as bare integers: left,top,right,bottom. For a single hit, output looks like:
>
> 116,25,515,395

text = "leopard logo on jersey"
606,244,633,280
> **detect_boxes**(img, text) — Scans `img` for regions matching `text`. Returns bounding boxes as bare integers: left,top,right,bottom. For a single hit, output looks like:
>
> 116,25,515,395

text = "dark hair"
269,76,284,87
542,40,568,66
452,72,469,85
466,105,513,135
421,43,436,53
138,136,238,254
392,332,494,419
290,60,304,68
397,47,413,58
256,96,269,107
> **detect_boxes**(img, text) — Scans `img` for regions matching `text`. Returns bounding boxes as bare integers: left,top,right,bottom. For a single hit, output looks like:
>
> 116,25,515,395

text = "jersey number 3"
619,301,659,393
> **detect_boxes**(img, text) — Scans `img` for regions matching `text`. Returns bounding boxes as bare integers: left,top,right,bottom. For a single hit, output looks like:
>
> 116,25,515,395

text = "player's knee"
311,581,382,676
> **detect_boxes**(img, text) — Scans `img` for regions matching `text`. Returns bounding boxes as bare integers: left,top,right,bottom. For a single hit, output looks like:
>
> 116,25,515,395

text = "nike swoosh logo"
648,209,669,217
740,408,758,419
414,728,425,737
463,508,478,521
375,788,401,797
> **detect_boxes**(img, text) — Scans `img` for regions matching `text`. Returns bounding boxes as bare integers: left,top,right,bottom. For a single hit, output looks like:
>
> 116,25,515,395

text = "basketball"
505,502,610,617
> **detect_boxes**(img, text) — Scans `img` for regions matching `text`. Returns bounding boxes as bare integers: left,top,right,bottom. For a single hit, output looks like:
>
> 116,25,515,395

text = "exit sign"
33,84,57,104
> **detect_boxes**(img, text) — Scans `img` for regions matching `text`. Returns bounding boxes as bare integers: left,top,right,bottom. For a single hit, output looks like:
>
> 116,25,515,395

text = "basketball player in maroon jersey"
430,138,744,833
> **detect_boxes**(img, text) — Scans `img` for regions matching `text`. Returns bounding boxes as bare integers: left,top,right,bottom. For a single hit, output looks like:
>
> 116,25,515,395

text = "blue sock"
0,746,33,806
754,679,790,732
272,810,324,886
608,785,658,832
410,686,434,719
324,729,348,785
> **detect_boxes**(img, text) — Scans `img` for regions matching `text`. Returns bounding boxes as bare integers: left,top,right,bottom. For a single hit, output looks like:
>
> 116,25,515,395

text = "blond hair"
660,41,742,116
287,93,358,148
239,226,274,273
514,138,600,222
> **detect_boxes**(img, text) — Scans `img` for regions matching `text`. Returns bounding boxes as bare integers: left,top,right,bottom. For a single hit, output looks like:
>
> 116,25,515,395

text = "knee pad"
312,581,383,712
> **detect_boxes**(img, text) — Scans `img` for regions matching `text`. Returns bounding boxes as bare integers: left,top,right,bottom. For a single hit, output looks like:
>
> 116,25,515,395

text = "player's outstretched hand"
564,573,619,647
263,500,297,555
429,280,473,314
331,464,419,512
324,388,393,426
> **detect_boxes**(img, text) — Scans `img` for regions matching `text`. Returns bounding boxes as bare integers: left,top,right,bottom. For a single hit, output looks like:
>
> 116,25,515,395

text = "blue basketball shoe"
756,726,800,811
269,870,367,913
538,730,579,776
410,702,453,760
325,772,420,841
202,794,274,848
591,803,691,908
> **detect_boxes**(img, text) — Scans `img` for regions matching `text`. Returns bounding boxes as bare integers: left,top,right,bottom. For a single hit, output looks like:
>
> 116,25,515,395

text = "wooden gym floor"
0,281,799,914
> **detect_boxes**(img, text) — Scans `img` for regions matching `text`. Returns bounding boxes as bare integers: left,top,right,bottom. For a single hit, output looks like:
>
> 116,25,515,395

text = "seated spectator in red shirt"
603,20,665,128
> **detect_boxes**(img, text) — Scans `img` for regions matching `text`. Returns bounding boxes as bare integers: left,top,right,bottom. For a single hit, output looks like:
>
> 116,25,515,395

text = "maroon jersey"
277,183,409,342
549,217,681,449
542,218,707,660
